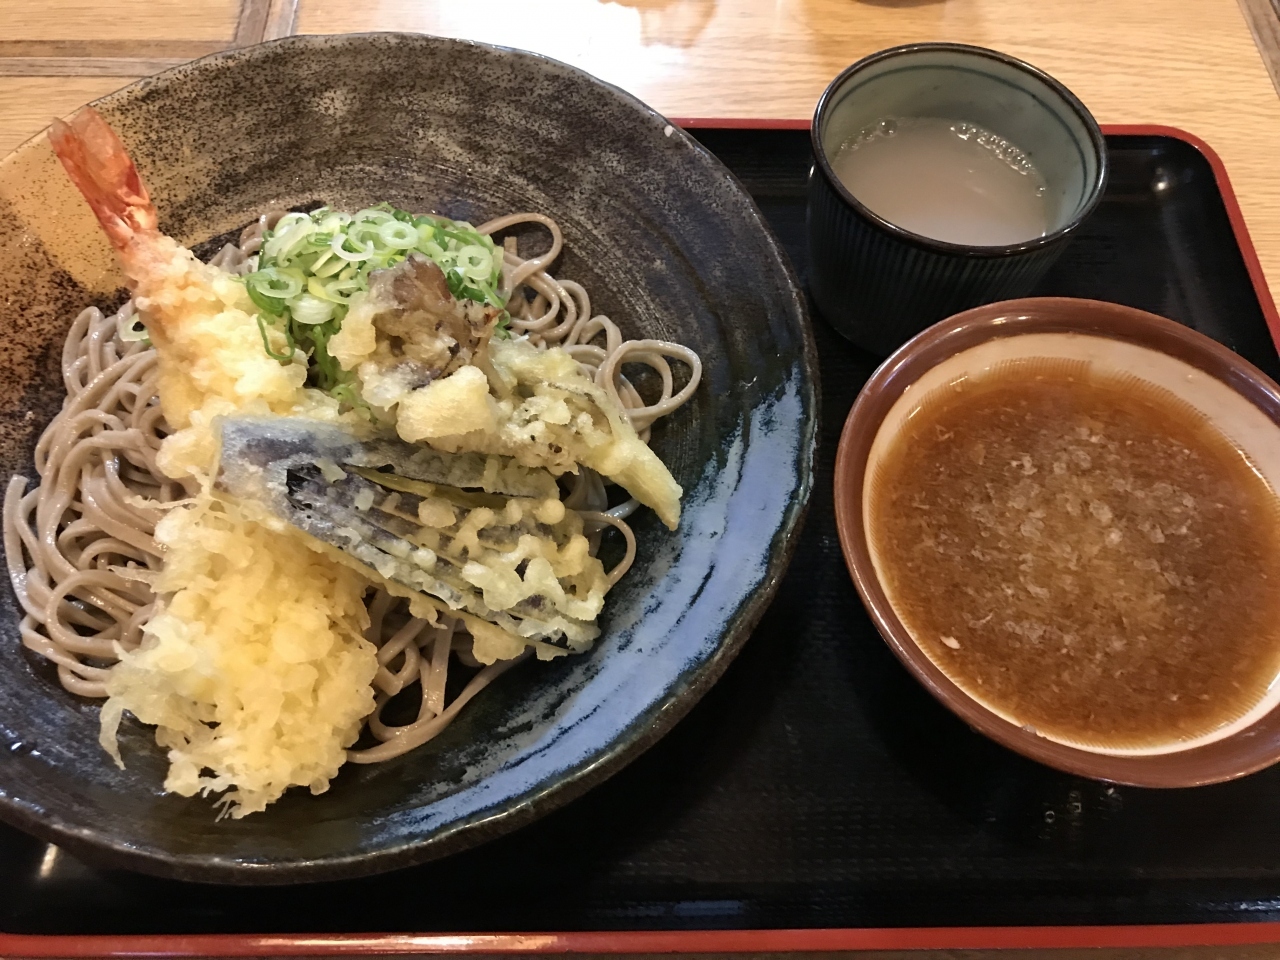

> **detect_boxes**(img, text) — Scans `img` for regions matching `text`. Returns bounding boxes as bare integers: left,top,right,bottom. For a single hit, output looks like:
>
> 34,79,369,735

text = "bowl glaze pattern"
0,33,817,883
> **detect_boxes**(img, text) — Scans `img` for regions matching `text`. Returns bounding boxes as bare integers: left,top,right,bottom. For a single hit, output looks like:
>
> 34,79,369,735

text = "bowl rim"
833,296,1280,788
809,42,1109,260
0,31,819,883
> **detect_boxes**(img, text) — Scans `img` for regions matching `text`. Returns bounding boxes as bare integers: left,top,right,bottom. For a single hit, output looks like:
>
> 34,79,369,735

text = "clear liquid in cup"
831,117,1051,247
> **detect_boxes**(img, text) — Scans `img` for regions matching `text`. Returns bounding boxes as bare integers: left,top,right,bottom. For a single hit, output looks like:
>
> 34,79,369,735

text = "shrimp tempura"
49,107,330,477
49,107,378,817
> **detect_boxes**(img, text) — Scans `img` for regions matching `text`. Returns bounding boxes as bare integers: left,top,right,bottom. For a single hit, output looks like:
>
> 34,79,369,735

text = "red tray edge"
5,923,1280,957
5,118,1280,959
1104,122,1280,351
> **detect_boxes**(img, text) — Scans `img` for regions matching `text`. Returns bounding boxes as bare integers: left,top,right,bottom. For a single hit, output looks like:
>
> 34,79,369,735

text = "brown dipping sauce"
868,359,1280,751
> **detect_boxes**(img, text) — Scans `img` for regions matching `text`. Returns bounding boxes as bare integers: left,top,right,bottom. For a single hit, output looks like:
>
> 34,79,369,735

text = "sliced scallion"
241,202,508,405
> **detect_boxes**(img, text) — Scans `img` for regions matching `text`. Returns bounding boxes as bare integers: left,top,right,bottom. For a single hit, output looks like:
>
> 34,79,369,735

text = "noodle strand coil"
6,211,700,766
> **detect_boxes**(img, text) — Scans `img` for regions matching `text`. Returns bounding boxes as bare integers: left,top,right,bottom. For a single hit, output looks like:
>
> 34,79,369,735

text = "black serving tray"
5,127,1280,955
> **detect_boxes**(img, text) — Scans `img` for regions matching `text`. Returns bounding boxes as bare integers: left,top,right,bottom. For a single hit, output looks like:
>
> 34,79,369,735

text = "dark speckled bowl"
0,33,816,883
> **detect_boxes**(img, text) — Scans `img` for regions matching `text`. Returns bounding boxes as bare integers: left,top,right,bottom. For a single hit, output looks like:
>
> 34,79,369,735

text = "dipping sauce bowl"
809,43,1108,355
835,298,1280,787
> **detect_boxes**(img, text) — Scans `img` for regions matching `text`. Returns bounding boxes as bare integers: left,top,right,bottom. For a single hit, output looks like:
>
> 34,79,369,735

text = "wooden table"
4,3,1280,957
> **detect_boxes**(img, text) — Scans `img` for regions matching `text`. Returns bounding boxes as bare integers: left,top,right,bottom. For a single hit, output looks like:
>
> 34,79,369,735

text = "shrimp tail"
48,107,158,251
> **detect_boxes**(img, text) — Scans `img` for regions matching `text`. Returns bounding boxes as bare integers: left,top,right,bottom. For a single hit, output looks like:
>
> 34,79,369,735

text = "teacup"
808,43,1107,355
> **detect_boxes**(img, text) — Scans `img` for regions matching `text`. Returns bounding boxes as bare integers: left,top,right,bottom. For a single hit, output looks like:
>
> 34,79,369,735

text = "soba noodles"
4,210,702,770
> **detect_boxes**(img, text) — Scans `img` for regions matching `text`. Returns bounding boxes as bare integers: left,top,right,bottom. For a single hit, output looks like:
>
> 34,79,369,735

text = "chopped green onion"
243,202,508,404
456,244,493,280
117,310,150,343
256,314,294,362
378,220,418,249
246,281,284,316
248,266,303,300
312,256,345,279
292,293,336,325
330,232,374,262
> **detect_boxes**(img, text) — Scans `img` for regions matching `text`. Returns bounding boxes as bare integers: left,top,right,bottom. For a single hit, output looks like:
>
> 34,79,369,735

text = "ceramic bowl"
834,297,1280,787
808,43,1107,355
0,33,816,882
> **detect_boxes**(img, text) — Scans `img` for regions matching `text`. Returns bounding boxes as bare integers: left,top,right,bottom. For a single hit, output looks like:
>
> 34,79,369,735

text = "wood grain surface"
0,77,142,153
4,0,238,41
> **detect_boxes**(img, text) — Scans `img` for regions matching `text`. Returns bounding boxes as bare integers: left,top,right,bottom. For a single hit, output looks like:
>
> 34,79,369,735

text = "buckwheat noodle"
4,211,702,766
